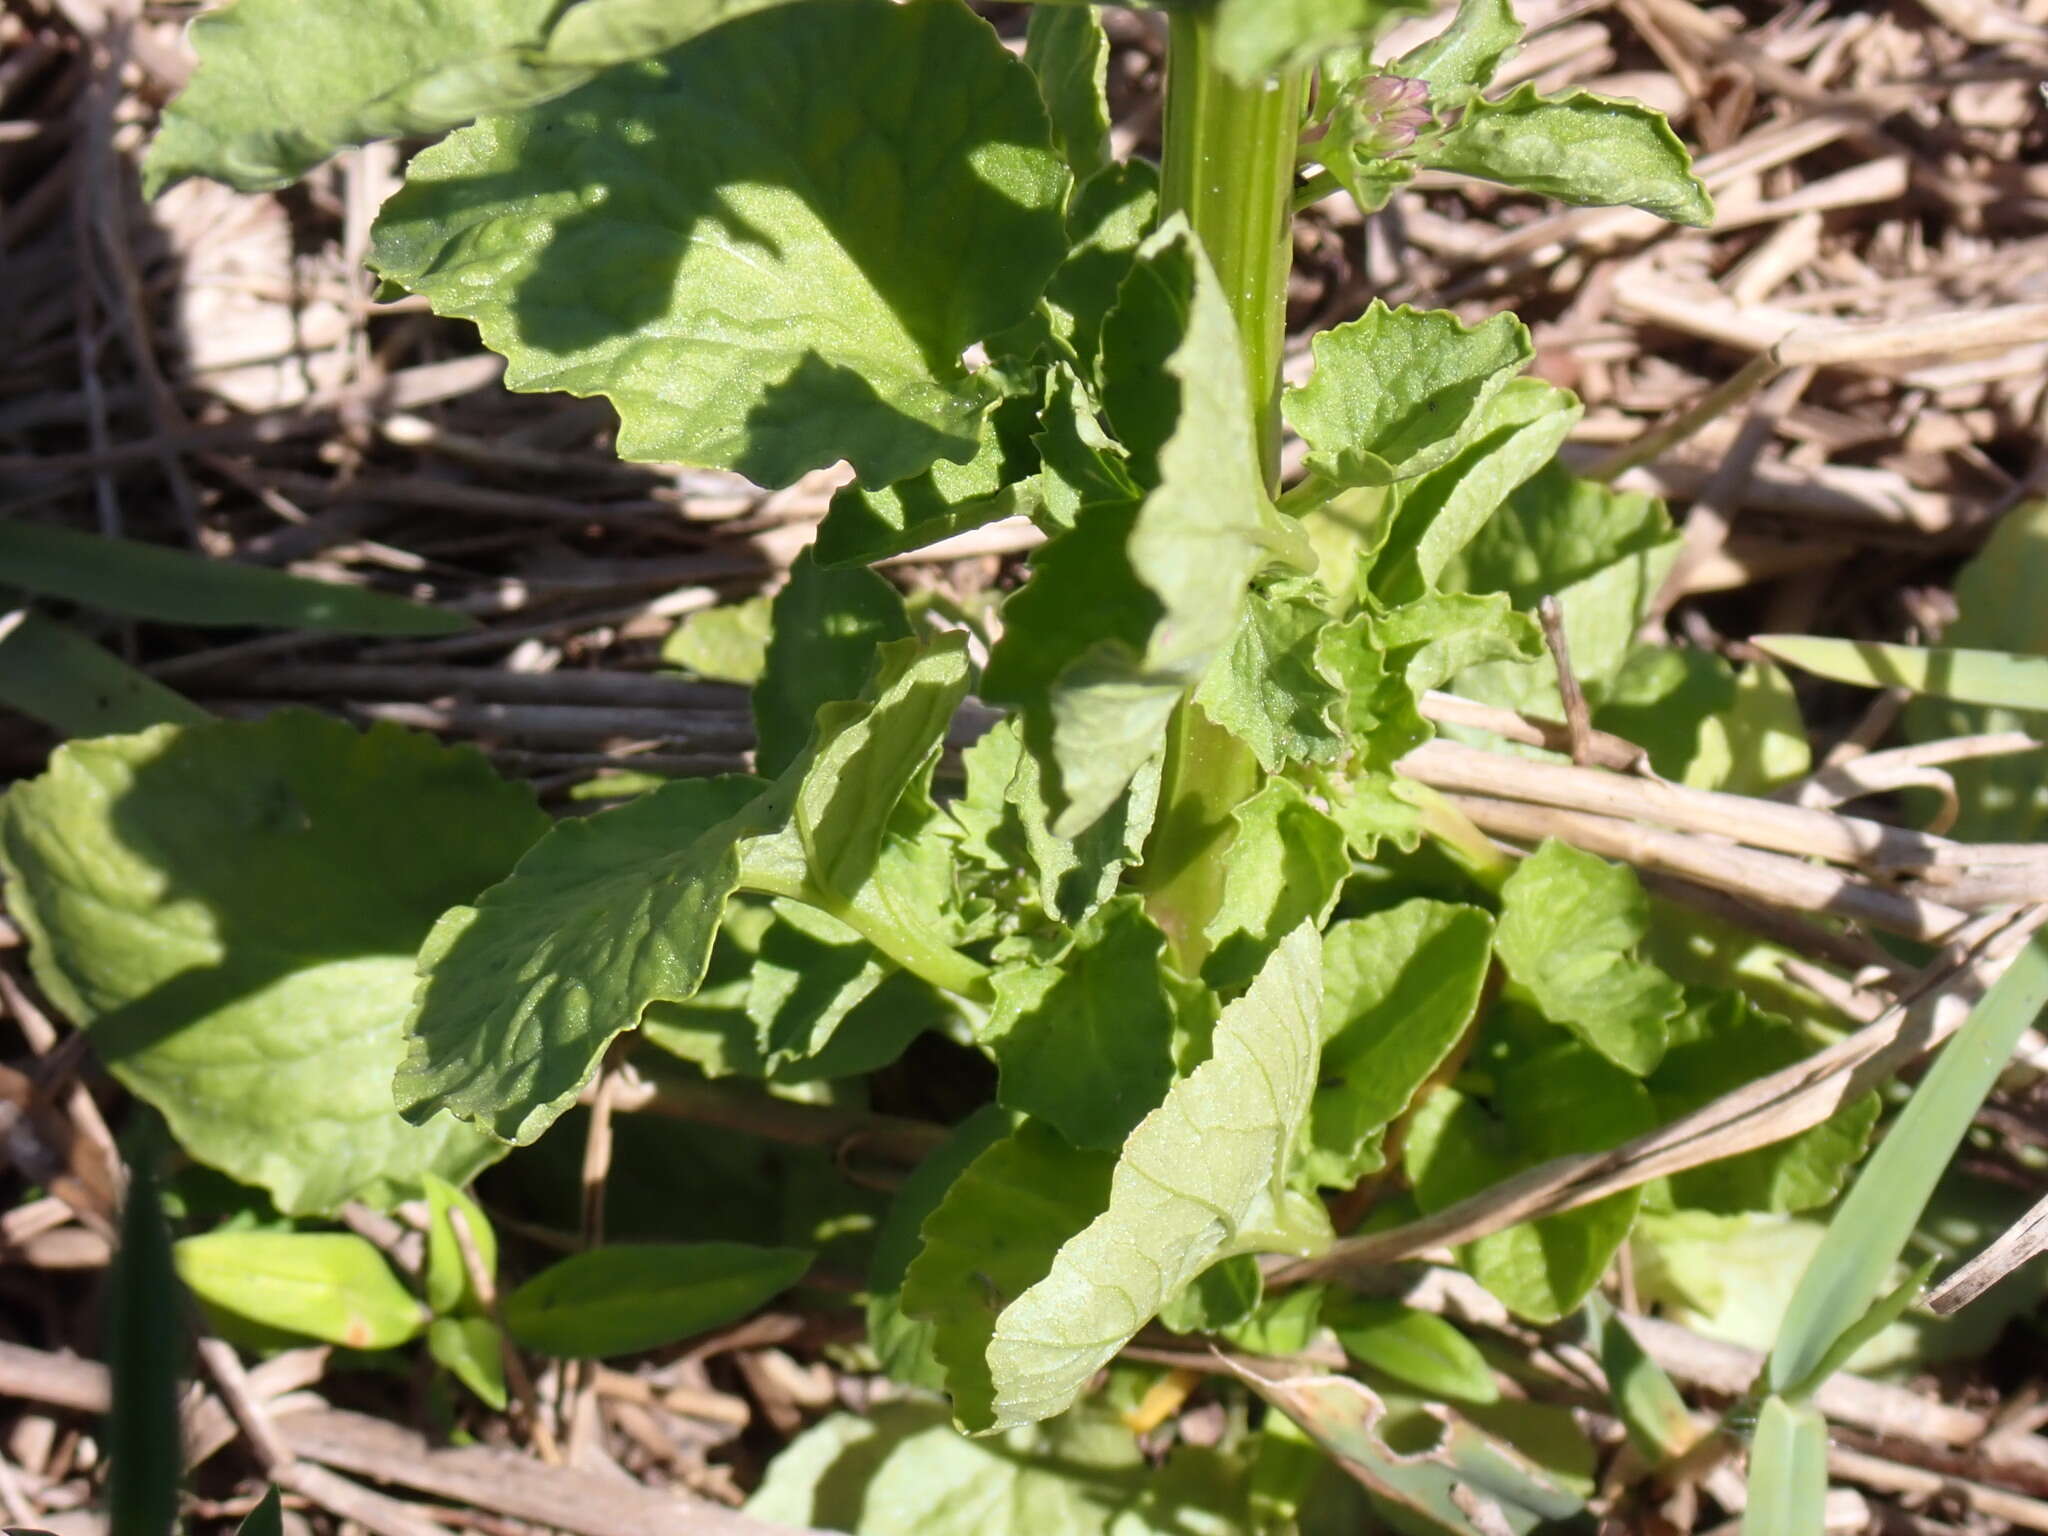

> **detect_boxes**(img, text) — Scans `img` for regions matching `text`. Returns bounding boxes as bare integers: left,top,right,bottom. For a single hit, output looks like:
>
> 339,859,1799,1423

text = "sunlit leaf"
175,1231,427,1349
1757,633,2048,713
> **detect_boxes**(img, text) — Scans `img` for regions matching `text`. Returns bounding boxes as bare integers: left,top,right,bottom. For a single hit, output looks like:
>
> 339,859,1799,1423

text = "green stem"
1142,19,1308,975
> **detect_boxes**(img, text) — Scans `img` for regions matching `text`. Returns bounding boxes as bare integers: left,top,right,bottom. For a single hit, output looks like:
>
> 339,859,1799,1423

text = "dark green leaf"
1495,839,1684,1076
1045,162,1161,376
0,713,536,1212
1325,1296,1498,1403
1032,364,1143,531
503,1242,811,1357
235,1488,286,1536
1305,900,1494,1190
399,634,971,1145
1284,302,1533,490
0,610,209,737
1214,0,1428,80
370,0,1069,490
1158,1254,1264,1334
0,520,466,633
107,1158,182,1536
984,896,1181,1150
1425,84,1713,225
1026,4,1113,181
754,549,913,778
175,1231,427,1348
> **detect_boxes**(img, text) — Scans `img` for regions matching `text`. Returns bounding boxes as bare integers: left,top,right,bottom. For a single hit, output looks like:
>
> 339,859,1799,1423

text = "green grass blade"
235,1487,285,1536
0,610,209,736
1743,1395,1827,1536
1755,633,2048,713
107,1156,185,1536
0,520,469,635
1767,935,2048,1397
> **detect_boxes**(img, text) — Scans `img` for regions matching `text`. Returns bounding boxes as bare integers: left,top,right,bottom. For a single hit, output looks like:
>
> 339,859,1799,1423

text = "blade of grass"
0,610,210,736
1755,634,2048,713
0,520,469,635
236,1487,285,1536
1767,933,2048,1398
107,1156,184,1536
1743,1395,1828,1536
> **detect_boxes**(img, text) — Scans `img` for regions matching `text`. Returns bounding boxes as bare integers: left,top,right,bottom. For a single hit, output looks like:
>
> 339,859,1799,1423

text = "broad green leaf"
979,925,1330,1430
1317,612,1431,773
423,1173,497,1316
1221,1285,1327,1355
661,596,772,685
1365,377,1581,606
1235,1369,1585,1535
502,1241,811,1357
174,1232,427,1348
1305,900,1494,1190
1325,1296,1498,1403
1649,992,1876,1215
1406,1024,1656,1322
1597,648,1810,794
756,548,913,780
236,1488,285,1536
107,1160,181,1536
1285,303,1533,490
1757,633,2048,713
748,1400,1253,1536
0,520,466,634
143,0,558,192
370,0,1069,490
1903,499,2048,840
0,610,209,738
1026,5,1113,182
1443,460,1670,609
1743,1397,1827,1536
1393,0,1522,92
0,713,535,1213
986,223,1290,834
1010,724,1163,927
1214,0,1427,80
1202,781,1348,989
1425,84,1713,225
1496,840,1684,1076
868,1105,1016,1391
428,1315,508,1409
1376,591,1544,693
901,1119,1116,1431
399,635,970,1145
815,391,1043,568
984,896,1181,1150
1196,579,1347,773
1768,935,2048,1397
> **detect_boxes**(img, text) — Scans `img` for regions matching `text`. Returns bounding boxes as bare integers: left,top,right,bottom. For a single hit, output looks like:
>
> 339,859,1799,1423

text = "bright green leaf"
1406,1024,1656,1322
980,925,1330,1430
984,896,1181,1150
423,1173,496,1317
1757,633,2048,713
427,1315,508,1410
398,635,971,1145
1393,0,1523,92
661,597,772,685
0,610,209,738
1285,302,1533,490
1305,900,1494,1190
175,1231,427,1349
0,520,466,634
1496,840,1684,1076
1196,579,1348,773
1649,992,1877,1215
0,713,536,1213
1325,1296,1498,1403
1202,781,1348,989
502,1241,811,1357
1743,1397,1827,1536
1214,0,1427,80
748,1400,1252,1535
1425,84,1713,225
370,0,1069,490
1444,460,1671,609
755,550,913,779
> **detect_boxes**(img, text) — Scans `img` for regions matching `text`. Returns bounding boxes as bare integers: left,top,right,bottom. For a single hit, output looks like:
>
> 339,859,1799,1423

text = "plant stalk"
1142,17,1308,974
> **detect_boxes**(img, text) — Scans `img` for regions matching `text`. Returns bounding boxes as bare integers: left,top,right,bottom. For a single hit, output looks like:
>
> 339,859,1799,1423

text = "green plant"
24,0,2005,1528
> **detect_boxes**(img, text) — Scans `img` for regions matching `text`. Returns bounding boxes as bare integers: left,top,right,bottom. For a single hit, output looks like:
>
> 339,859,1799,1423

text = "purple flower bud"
1345,74,1432,156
